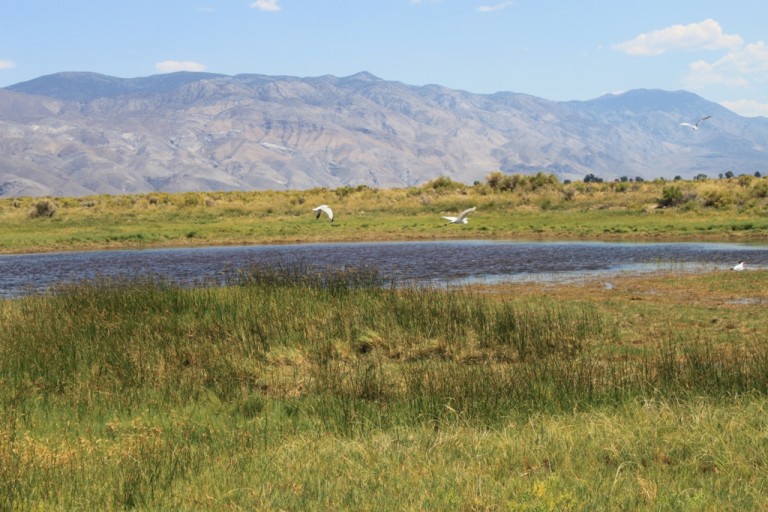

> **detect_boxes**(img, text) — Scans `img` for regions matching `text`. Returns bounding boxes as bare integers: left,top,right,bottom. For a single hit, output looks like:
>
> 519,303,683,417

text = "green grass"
2,267,768,509
1,175,768,509
2,175,768,253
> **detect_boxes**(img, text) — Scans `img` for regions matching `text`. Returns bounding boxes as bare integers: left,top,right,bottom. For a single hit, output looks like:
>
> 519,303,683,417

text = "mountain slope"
1,71,766,198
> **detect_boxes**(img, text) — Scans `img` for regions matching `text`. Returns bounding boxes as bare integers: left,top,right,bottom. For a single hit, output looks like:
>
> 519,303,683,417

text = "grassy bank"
1,174,767,253
2,266,768,510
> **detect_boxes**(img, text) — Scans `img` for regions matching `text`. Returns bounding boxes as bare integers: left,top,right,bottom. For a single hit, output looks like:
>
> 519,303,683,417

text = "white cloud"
476,1,514,12
683,41,768,89
613,19,743,56
251,0,281,12
154,60,207,73
720,98,768,118
717,41,768,76
0,60,16,70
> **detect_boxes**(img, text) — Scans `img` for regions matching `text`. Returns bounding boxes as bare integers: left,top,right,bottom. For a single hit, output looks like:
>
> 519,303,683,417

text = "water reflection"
0,240,766,298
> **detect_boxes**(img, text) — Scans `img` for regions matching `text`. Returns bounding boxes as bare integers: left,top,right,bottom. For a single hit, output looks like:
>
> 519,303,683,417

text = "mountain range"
1,70,767,198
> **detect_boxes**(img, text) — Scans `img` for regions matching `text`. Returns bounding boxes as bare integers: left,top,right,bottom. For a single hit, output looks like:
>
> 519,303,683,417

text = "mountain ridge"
1,71,767,198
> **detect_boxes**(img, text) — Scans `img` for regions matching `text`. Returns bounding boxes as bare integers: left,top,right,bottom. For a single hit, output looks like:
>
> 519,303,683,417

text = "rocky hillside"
1,71,767,197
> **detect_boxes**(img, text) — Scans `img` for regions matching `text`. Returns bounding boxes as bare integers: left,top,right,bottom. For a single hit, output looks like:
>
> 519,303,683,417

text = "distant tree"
583,173,603,183
635,176,644,182
724,170,735,179
619,176,629,182
674,175,682,181
694,173,708,181
756,171,762,178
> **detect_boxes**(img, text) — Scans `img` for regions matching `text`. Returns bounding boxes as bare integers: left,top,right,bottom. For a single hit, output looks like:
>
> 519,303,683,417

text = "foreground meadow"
1,266,768,510
1,174,767,510
0,173,767,253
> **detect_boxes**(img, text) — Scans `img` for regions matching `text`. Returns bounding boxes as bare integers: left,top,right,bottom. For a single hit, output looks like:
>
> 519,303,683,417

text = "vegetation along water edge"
1,265,767,509
1,172,768,509
1,172,767,254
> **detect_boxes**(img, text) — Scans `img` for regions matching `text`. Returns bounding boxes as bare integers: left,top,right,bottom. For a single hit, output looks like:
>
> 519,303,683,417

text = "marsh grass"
2,266,768,509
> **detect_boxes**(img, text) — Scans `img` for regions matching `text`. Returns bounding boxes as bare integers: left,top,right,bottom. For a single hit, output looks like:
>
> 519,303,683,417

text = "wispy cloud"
613,18,768,111
251,0,281,12
720,98,768,118
613,19,742,56
155,60,207,73
476,1,514,12
683,41,768,90
195,6,216,12
0,60,16,70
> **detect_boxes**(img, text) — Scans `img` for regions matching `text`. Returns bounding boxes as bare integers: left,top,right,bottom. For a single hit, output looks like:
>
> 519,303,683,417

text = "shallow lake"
1,240,766,298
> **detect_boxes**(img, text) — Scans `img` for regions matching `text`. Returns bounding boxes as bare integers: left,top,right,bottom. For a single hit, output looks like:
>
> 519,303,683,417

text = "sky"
1,0,767,117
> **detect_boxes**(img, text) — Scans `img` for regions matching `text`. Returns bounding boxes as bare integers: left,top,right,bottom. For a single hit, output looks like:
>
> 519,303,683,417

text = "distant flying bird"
312,204,334,222
442,207,476,224
679,115,711,130
732,261,744,271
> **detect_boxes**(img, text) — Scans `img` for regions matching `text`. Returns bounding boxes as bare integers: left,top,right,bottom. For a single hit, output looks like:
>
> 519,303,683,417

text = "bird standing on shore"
732,261,744,271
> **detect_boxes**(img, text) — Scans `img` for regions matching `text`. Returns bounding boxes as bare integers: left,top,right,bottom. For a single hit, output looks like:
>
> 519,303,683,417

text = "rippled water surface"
1,240,767,297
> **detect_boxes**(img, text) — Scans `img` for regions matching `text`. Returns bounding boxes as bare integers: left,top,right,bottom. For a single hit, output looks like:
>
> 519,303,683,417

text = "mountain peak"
5,70,226,102
576,88,718,115
343,71,381,82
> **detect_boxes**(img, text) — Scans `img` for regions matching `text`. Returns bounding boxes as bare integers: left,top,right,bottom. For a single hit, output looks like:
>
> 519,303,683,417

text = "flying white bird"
679,115,711,131
312,204,334,222
732,261,744,271
442,207,476,224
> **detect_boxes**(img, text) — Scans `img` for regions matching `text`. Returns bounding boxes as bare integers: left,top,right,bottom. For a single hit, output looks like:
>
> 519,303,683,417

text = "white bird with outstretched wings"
679,115,711,130
312,204,334,222
442,207,476,224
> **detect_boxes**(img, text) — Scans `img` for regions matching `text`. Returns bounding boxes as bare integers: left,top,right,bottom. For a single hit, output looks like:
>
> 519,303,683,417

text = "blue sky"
1,0,766,116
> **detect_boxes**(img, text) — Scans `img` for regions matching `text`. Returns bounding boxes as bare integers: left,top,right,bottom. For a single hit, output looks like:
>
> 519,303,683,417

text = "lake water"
1,240,766,298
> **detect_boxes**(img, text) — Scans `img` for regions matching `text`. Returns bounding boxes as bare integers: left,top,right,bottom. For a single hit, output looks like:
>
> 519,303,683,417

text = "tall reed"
3,266,765,423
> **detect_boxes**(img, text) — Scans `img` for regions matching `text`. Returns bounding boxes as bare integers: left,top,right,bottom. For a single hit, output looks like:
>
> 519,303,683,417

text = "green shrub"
29,199,57,218
423,175,465,192
486,171,560,192
751,181,768,198
702,190,733,209
657,186,684,208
